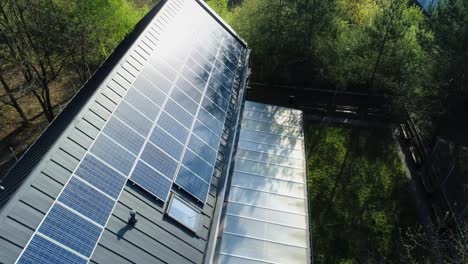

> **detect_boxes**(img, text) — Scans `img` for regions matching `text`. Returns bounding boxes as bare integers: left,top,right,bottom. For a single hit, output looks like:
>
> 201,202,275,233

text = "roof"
215,101,311,264
0,0,249,263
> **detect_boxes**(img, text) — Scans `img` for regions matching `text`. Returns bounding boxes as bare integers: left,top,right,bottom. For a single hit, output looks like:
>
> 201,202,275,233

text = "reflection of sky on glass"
417,0,438,10
169,197,198,229
216,101,309,263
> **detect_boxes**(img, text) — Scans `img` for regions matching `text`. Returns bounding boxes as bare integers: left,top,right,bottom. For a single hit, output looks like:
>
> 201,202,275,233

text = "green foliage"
430,0,468,111
211,0,464,125
318,0,438,116
212,0,337,83
306,125,419,263
206,0,232,20
0,0,148,120
59,0,148,80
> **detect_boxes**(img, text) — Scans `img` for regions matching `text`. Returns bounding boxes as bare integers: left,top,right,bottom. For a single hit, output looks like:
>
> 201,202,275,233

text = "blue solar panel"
18,235,87,264
182,150,214,183
75,155,126,199
195,44,216,62
181,66,206,92
208,77,231,100
149,57,177,82
220,49,240,69
197,108,224,136
114,101,152,137
141,65,172,94
193,120,221,149
175,166,210,202
130,161,172,201
58,177,114,226
149,126,184,160
176,76,202,103
188,135,217,165
215,59,236,81
224,37,243,53
202,96,226,122
186,57,210,82
141,143,178,180
170,87,199,114
152,48,185,74
163,99,195,127
190,49,212,72
157,112,189,143
205,35,221,52
205,86,229,112
124,88,160,121
212,68,232,90
102,117,146,155
39,204,101,257
133,75,167,106
90,134,136,175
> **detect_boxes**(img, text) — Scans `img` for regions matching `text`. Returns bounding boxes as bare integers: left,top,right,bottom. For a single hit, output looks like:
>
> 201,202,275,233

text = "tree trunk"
0,67,29,125
32,89,54,122
43,79,54,121
369,27,389,90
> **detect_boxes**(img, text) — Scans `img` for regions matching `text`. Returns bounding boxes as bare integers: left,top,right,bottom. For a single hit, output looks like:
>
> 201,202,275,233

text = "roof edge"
204,49,251,264
196,0,248,48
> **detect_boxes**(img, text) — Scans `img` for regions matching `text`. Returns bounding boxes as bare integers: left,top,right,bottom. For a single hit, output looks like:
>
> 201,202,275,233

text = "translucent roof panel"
216,101,310,264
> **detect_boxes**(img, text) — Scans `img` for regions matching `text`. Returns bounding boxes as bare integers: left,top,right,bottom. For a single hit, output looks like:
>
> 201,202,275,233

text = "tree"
62,0,147,83
0,0,75,122
0,26,28,125
0,0,147,122
430,0,468,116
0,64,29,125
401,223,468,263
221,0,336,84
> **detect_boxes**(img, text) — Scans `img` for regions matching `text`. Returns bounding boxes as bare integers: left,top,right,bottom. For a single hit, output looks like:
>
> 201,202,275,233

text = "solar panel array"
17,0,245,263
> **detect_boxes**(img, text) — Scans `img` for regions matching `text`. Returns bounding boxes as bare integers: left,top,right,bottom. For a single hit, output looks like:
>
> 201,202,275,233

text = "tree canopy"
0,0,148,122
208,0,467,130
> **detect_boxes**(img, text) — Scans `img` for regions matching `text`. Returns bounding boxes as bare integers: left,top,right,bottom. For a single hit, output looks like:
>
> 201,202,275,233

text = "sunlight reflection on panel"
217,101,308,264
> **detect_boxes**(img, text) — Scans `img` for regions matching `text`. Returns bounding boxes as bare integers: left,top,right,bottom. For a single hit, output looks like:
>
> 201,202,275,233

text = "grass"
306,124,419,263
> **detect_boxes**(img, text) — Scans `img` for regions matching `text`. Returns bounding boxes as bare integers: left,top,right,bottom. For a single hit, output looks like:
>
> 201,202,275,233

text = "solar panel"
102,116,146,155
175,166,210,202
57,177,114,226
75,155,126,199
18,235,87,264
16,0,246,262
130,161,172,201
90,134,136,175
123,87,161,120
133,74,167,106
149,126,185,159
38,204,101,257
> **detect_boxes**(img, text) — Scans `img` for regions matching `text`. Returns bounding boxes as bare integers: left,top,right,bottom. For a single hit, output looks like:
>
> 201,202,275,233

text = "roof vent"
128,210,137,225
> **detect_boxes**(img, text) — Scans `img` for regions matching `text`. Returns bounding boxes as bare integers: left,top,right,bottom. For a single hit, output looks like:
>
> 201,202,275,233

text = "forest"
208,0,467,140
0,0,152,168
206,0,467,262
